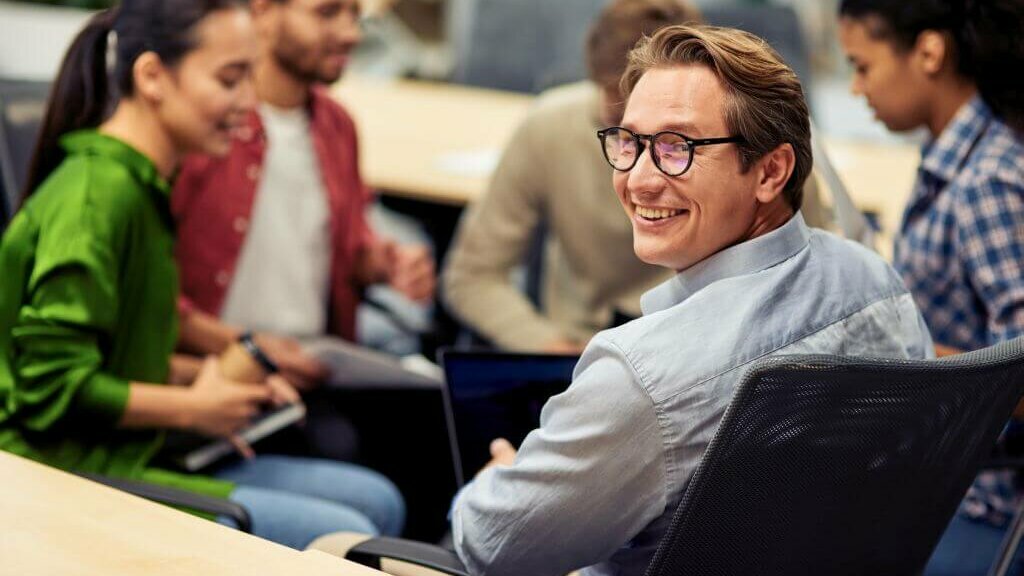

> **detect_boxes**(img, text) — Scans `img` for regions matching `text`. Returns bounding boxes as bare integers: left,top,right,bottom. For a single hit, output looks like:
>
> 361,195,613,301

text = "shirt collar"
246,86,326,142
60,130,171,197
920,95,993,186
641,212,811,315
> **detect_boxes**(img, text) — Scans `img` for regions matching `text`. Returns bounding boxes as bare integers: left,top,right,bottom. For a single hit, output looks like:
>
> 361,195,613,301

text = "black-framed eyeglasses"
596,127,745,177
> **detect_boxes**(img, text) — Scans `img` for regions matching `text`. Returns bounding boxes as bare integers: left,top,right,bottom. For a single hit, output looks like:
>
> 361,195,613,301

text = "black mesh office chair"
339,338,1024,576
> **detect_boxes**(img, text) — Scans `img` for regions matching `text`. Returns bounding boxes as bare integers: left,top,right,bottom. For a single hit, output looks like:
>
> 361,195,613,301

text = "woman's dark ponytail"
958,0,1024,133
21,8,118,204
20,0,247,206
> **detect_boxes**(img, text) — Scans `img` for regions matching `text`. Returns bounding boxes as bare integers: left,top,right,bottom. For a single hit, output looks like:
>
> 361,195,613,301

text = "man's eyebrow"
659,122,702,135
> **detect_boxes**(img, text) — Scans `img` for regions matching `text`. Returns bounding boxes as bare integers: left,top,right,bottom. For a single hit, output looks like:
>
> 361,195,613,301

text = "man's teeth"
636,206,684,220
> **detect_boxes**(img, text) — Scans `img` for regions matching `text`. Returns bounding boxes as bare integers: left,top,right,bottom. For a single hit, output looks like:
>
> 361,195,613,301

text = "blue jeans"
211,455,405,549
925,514,1023,576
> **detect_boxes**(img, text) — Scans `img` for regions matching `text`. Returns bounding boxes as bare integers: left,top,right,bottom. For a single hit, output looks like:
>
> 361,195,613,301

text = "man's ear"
753,143,795,204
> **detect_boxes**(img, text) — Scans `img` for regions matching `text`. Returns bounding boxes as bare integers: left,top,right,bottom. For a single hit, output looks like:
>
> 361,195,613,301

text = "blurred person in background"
170,0,435,460
839,1,1024,573
0,0,403,549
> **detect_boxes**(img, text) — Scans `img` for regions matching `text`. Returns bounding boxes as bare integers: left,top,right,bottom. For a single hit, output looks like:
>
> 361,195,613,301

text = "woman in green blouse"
0,0,403,548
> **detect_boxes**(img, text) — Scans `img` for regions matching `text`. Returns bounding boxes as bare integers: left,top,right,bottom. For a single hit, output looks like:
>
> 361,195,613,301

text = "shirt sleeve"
451,336,667,576
339,110,377,270
442,114,568,350
954,177,1024,344
10,207,131,432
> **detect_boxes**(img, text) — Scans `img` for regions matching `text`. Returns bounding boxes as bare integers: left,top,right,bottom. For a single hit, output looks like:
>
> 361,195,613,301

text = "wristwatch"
238,331,280,374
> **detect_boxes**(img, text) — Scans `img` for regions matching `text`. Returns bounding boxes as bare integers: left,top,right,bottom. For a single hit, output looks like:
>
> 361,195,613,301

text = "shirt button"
215,271,231,287
246,165,261,181
233,217,248,234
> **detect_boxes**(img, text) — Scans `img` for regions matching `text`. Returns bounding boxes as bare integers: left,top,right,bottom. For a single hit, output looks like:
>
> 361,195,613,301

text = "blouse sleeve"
11,204,131,432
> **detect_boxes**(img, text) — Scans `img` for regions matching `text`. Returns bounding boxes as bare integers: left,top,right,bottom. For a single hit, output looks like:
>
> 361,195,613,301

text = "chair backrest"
447,2,811,96
0,79,49,228
447,0,607,93
701,4,812,89
646,338,1024,576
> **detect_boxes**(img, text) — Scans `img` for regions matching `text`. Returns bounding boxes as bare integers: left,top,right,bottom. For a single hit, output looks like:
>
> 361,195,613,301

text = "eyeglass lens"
602,128,692,175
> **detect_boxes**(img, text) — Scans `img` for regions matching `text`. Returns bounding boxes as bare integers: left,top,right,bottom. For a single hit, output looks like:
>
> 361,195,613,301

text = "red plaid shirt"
172,87,374,341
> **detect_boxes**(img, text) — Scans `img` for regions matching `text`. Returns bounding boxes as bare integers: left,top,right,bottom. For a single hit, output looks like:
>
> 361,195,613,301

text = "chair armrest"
76,472,252,533
990,498,1024,576
345,536,469,576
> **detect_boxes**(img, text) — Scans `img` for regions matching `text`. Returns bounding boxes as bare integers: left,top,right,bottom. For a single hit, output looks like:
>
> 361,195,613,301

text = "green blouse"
0,131,231,499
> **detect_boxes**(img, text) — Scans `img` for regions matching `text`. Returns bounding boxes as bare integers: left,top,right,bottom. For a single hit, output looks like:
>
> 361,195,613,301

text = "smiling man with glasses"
449,25,934,576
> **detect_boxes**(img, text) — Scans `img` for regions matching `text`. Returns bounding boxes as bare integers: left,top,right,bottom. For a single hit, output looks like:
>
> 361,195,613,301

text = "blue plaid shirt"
895,96,1024,351
895,95,1024,527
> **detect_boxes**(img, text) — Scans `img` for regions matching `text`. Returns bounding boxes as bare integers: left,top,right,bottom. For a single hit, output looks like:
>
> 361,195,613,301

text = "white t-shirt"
220,103,332,337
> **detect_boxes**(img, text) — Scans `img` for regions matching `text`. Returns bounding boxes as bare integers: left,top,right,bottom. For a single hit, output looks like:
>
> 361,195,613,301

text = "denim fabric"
214,455,405,549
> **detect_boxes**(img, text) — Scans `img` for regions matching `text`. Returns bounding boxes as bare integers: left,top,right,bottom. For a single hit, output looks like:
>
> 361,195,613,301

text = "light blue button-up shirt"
451,213,933,576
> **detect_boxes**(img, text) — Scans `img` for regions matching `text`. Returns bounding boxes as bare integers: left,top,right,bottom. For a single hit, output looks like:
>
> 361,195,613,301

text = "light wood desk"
0,451,384,576
333,77,919,246
822,138,918,243
333,77,532,207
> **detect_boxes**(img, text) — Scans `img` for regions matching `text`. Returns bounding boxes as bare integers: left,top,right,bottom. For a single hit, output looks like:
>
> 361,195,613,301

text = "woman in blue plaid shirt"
838,1,1024,575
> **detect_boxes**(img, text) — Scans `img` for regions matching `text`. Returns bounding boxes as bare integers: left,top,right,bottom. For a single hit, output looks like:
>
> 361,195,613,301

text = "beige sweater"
443,82,671,350
443,81,832,351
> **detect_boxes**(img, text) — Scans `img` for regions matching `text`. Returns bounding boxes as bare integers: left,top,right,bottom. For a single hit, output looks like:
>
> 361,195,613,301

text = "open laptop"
439,349,580,487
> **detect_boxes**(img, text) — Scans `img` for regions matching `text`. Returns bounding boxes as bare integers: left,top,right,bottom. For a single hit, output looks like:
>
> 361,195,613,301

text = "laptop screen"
440,350,579,486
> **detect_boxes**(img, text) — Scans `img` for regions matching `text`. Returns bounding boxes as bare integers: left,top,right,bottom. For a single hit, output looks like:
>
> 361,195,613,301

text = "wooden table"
0,451,384,576
822,138,918,243
333,77,532,207
333,77,919,248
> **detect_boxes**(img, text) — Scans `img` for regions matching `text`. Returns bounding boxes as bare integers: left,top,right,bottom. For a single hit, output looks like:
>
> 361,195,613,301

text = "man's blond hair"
622,25,812,209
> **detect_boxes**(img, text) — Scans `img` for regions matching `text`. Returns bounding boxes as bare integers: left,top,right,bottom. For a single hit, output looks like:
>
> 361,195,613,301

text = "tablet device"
169,402,306,472
301,336,442,390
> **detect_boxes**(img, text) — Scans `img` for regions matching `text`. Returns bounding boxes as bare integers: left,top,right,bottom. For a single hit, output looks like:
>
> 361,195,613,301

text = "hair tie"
105,29,118,75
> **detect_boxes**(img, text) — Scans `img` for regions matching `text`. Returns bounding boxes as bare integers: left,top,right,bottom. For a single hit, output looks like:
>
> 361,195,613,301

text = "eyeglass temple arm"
688,136,744,146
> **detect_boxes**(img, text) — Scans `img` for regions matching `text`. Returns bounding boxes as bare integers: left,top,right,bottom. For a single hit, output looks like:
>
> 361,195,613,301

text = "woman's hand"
254,333,328,391
184,357,272,438
266,373,301,407
168,353,203,385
